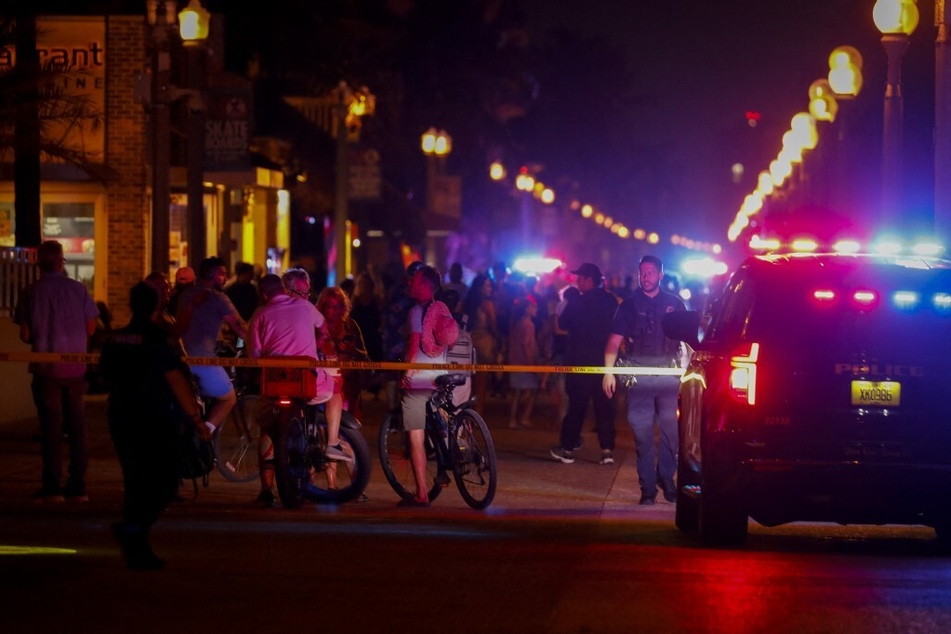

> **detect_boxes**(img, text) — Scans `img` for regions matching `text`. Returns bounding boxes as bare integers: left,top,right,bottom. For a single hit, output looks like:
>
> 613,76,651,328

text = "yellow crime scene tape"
0,350,684,377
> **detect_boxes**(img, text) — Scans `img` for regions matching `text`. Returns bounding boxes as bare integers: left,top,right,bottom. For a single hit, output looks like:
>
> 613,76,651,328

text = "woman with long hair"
316,286,370,419
461,273,498,410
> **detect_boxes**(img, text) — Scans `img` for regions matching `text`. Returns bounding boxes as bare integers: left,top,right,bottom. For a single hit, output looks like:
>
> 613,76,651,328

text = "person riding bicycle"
176,257,248,435
399,265,459,508
246,273,349,505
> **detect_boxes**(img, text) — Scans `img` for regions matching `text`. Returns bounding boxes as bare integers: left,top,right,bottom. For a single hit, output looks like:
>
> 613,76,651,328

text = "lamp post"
421,127,452,212
826,46,863,213
515,168,535,247
148,0,173,275
179,0,210,265
420,127,452,265
331,82,374,285
874,0,920,227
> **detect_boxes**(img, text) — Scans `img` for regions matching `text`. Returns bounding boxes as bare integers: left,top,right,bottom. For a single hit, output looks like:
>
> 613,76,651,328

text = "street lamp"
420,127,452,212
420,127,452,265
331,82,375,285
179,0,211,264
826,46,863,212
146,0,209,275
515,167,535,247
874,0,919,226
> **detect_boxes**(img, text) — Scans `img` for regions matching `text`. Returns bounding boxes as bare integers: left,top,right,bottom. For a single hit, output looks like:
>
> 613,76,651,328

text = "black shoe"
30,487,65,504
63,484,88,503
112,523,166,571
434,472,451,487
657,478,677,502
254,489,276,507
639,495,656,506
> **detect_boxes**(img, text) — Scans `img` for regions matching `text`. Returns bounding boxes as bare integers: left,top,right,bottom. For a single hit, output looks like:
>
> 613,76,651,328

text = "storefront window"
0,202,14,247
42,201,95,291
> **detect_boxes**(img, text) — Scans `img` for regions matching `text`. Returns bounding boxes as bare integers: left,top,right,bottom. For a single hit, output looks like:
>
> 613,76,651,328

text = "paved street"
4,388,949,633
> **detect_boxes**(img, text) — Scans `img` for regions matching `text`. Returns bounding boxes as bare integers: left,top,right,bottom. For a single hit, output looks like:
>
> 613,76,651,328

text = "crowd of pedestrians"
12,241,690,567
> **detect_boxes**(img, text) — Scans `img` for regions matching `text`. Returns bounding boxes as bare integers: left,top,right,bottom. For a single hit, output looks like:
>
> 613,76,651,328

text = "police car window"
745,268,951,357
705,268,755,342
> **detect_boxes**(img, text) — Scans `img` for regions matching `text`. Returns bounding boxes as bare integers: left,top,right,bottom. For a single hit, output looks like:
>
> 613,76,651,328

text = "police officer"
603,255,685,505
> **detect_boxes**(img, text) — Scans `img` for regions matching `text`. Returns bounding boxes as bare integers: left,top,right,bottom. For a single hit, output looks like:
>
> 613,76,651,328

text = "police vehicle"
663,244,951,544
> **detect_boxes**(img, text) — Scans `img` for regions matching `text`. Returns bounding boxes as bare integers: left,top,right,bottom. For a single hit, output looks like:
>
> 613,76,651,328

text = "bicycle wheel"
305,423,372,505
272,408,308,509
451,409,497,509
378,410,442,503
214,394,262,483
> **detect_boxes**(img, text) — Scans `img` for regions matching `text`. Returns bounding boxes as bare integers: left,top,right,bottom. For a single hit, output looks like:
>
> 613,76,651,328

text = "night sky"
520,0,939,250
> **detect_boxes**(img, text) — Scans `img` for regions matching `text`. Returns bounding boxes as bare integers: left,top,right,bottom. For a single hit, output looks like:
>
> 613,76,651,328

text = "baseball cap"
406,260,425,277
570,262,602,280
175,266,196,285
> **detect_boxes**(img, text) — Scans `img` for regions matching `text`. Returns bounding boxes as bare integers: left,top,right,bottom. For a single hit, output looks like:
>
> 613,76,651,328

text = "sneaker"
639,494,656,506
573,437,583,451
599,450,615,465
254,489,276,507
325,443,354,463
30,487,65,504
550,447,575,464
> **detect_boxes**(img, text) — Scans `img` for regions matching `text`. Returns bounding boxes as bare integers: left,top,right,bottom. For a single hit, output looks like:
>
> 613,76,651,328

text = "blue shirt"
14,271,98,378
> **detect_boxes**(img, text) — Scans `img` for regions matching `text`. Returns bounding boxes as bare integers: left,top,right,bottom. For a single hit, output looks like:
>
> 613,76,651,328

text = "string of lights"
488,163,722,254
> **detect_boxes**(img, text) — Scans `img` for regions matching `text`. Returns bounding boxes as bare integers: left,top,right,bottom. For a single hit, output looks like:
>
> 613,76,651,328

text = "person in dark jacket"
100,282,211,569
549,263,619,465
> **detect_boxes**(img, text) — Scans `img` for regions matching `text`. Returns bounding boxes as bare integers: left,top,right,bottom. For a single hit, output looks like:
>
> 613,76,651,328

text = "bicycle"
201,340,261,484
262,360,372,508
378,373,498,509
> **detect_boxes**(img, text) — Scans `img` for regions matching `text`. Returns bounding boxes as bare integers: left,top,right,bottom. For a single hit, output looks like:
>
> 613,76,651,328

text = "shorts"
190,365,234,399
307,369,336,405
400,389,429,431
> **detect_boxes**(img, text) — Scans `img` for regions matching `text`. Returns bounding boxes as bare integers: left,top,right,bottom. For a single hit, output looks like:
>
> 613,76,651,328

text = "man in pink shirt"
245,274,347,505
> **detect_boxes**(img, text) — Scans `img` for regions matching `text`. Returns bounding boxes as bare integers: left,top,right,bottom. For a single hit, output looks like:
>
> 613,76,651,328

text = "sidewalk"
0,387,676,520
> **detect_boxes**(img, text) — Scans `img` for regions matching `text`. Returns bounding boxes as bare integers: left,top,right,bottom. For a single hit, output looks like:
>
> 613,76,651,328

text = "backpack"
445,314,475,405
178,420,215,498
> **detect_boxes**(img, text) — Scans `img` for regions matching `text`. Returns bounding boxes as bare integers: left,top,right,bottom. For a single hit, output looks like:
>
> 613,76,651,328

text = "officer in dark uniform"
603,255,685,505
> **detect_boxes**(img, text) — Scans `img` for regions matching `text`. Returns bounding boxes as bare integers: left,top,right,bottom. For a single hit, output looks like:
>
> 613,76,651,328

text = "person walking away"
176,256,248,435
225,261,260,323
603,255,685,504
551,263,619,465
246,274,348,506
350,270,384,362
507,295,540,428
13,240,99,503
99,282,211,569
443,262,469,311
399,265,458,507
316,286,370,419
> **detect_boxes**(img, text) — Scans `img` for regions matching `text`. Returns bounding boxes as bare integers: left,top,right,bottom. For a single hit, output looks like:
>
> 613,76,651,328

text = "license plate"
851,380,901,407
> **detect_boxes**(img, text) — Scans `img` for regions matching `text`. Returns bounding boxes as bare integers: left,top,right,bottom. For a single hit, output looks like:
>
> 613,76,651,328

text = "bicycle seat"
435,373,467,389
